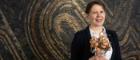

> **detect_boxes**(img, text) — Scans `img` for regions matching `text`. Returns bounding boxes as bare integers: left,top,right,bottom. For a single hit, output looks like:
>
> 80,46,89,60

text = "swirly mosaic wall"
0,0,140,60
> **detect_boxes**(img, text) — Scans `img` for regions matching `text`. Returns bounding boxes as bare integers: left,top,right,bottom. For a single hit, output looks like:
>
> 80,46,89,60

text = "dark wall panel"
0,0,140,60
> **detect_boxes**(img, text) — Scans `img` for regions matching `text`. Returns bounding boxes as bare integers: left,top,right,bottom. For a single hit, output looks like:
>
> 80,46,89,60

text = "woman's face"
87,4,106,27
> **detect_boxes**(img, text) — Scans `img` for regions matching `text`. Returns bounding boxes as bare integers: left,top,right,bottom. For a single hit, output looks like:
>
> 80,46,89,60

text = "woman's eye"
92,12,97,14
100,11,104,13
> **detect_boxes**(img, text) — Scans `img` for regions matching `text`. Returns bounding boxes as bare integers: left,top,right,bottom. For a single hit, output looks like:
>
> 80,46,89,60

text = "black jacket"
71,26,122,60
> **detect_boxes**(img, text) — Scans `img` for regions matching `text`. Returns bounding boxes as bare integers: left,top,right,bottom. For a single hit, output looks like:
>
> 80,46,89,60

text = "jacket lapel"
106,29,115,60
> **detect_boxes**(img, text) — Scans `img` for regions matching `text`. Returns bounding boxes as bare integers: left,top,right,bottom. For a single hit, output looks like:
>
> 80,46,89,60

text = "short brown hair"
85,1,106,14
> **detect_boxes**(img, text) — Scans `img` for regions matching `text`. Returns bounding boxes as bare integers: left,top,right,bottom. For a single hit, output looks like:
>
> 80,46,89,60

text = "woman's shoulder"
105,28,119,40
74,27,89,36
106,28,117,35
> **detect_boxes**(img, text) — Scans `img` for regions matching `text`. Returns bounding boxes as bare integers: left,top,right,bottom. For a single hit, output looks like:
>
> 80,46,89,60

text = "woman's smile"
96,18,103,22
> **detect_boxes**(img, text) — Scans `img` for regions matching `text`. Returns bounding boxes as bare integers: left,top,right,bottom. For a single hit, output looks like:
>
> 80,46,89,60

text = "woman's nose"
97,12,101,17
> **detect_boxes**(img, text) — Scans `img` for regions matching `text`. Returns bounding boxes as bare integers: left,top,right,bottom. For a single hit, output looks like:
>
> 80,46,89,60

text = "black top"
70,26,122,60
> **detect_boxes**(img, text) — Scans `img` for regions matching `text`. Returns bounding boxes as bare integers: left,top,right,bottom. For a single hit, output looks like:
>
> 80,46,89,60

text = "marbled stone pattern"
0,0,140,60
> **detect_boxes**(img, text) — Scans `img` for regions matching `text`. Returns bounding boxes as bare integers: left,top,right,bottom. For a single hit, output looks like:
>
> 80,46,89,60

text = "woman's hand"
89,55,107,60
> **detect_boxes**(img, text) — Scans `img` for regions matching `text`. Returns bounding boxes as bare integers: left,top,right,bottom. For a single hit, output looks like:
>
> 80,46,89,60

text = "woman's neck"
90,25,103,33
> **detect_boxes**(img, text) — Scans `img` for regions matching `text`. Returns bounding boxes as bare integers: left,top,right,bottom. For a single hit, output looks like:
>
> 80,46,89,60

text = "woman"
71,1,122,60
